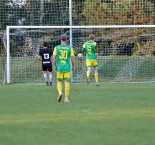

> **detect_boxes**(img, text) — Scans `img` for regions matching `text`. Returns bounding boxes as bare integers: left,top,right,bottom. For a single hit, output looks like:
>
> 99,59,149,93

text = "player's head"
60,35,67,43
43,42,48,47
89,34,95,40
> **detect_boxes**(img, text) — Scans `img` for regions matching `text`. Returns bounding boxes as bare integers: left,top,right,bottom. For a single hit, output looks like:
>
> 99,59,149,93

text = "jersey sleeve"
93,42,97,47
93,42,97,53
70,48,74,56
53,47,57,56
82,43,86,52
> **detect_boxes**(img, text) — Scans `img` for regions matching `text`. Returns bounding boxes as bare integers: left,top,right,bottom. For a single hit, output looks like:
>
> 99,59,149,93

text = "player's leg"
87,67,91,78
86,59,92,84
64,81,70,102
42,64,49,85
94,67,99,86
57,80,62,102
43,71,49,85
48,72,52,86
86,67,91,84
93,60,99,86
48,64,53,86
64,72,71,102
57,72,63,102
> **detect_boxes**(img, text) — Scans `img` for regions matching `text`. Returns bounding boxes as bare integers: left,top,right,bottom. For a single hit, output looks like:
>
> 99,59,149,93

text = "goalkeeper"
81,34,99,86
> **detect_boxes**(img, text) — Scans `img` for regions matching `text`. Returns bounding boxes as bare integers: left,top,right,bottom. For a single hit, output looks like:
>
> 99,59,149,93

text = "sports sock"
65,81,70,99
87,71,90,78
49,74,53,82
57,81,62,95
43,73,48,82
94,72,99,83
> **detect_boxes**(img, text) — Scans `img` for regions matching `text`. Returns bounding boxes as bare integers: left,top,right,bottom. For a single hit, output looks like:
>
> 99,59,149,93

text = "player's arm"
52,47,57,70
81,43,86,57
38,55,42,61
93,42,97,53
93,42,98,56
50,49,53,62
38,50,42,61
71,48,75,72
81,43,86,52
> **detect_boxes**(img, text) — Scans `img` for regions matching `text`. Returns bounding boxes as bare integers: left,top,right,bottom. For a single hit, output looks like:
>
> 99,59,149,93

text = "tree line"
0,0,154,30
0,0,155,56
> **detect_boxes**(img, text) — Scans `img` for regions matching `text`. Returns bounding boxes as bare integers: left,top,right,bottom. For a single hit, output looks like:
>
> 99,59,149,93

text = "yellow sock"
57,81,62,95
65,81,70,99
87,71,90,78
94,72,99,83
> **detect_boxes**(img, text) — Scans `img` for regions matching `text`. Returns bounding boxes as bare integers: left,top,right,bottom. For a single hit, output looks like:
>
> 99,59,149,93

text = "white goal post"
6,25,155,84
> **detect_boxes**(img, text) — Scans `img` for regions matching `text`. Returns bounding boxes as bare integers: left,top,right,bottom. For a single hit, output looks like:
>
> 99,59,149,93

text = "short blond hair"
89,34,95,40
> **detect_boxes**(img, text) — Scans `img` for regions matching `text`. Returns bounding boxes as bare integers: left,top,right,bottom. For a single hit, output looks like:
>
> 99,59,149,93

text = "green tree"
81,0,155,25
72,0,85,25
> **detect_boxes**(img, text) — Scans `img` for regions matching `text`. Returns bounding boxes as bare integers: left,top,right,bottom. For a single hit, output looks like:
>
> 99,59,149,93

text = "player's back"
55,44,72,72
39,48,52,63
82,40,96,59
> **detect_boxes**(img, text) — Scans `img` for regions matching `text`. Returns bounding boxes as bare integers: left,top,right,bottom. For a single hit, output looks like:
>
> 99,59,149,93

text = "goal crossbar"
6,25,155,29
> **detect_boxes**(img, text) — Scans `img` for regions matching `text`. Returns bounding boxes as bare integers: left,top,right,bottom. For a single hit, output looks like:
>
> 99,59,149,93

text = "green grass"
0,83,155,145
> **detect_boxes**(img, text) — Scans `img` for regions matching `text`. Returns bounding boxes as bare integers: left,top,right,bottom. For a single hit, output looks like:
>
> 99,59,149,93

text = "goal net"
6,25,155,84
0,0,155,84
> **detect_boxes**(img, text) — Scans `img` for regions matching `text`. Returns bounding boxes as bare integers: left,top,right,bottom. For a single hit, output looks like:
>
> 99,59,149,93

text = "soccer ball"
77,53,83,58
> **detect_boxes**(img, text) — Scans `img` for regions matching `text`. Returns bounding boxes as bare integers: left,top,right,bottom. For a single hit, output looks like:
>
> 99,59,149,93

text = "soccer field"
0,83,155,145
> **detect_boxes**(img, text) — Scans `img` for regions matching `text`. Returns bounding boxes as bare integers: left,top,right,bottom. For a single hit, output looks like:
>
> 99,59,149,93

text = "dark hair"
60,35,67,41
43,42,48,47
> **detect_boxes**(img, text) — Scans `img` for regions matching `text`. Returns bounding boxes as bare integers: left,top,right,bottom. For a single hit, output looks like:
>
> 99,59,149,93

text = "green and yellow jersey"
82,40,97,59
53,44,74,72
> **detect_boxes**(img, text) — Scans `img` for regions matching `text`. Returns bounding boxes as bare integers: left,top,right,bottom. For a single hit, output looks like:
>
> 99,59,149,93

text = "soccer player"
82,34,99,86
53,35,75,103
38,42,53,86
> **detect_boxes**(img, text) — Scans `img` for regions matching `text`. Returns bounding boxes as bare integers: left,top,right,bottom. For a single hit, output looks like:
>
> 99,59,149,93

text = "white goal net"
6,25,155,84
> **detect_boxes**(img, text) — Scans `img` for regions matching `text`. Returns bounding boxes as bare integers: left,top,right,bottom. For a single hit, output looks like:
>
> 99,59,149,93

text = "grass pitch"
0,83,155,145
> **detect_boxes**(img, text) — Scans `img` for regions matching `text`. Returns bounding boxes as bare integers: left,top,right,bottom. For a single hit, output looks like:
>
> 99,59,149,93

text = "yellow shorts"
57,72,71,81
86,59,98,67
